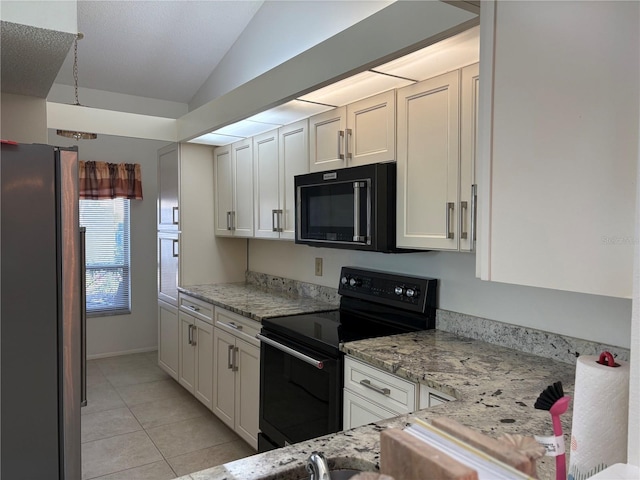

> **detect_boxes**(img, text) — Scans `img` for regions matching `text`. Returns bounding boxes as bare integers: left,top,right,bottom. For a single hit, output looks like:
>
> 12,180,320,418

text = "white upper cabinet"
477,1,638,298
158,143,180,231
278,120,309,239
396,70,460,250
309,90,396,172
253,130,280,239
214,139,254,237
309,107,347,172
459,63,479,253
254,120,309,240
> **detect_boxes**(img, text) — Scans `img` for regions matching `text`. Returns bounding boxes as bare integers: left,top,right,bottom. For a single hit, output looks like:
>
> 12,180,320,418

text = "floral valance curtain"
79,161,143,200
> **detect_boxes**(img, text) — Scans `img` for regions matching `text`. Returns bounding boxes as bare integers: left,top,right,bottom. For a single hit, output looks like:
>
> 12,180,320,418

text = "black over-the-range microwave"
295,162,402,252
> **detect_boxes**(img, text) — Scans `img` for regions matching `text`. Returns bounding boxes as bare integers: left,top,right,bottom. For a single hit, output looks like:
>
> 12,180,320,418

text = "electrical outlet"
315,257,323,276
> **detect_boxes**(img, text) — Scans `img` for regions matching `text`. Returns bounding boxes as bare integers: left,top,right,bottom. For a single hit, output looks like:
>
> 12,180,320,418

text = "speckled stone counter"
178,282,338,321
174,330,577,480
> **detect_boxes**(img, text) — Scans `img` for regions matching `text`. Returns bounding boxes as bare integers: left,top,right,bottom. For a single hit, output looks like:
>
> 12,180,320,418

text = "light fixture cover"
56,130,98,140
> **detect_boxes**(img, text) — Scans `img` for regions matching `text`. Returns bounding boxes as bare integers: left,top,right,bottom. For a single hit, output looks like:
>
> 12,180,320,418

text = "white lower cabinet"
213,307,261,449
158,299,179,380
343,356,454,430
178,294,214,410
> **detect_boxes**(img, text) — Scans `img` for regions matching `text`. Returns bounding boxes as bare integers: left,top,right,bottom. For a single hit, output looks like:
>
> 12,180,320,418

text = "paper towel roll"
568,355,629,480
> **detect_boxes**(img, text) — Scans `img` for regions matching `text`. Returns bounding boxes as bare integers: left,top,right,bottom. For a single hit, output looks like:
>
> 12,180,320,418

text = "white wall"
49,129,166,357
1,93,47,143
248,239,632,349
189,1,393,110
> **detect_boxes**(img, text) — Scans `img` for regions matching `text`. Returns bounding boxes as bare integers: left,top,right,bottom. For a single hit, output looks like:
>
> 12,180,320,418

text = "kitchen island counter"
176,329,576,480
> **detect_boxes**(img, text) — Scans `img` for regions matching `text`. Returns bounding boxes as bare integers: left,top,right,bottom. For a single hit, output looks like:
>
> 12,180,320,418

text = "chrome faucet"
306,451,330,480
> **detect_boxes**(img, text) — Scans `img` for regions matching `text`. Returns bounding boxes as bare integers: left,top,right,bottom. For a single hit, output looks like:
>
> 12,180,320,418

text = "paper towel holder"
596,351,620,367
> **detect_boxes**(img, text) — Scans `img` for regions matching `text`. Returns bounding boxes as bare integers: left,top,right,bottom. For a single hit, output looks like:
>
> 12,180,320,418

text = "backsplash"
246,271,340,305
437,309,630,365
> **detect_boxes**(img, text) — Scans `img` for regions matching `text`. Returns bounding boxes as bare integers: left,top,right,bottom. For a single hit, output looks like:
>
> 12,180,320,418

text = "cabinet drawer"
215,307,261,347
418,383,456,409
344,356,416,414
343,389,398,430
179,294,214,324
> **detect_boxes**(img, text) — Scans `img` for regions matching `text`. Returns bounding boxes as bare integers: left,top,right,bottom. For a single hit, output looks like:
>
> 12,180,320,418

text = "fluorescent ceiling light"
298,71,414,107
247,100,334,125
374,25,479,81
188,132,244,146
214,119,282,138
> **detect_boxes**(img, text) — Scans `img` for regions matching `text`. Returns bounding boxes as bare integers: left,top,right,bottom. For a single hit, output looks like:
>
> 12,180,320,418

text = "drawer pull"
224,321,243,331
186,305,200,312
360,379,391,396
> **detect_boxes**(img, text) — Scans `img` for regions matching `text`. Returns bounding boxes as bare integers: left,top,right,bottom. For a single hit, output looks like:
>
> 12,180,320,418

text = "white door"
460,63,479,253
396,70,460,250
178,312,196,393
194,319,213,410
234,338,260,450
253,130,280,239
347,90,396,167
309,107,347,172
158,299,179,380
279,119,309,239
158,143,180,231
214,145,233,237
232,139,254,237
213,327,236,429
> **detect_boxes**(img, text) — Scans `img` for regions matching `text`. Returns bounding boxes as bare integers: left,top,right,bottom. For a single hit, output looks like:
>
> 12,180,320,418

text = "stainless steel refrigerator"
1,142,86,479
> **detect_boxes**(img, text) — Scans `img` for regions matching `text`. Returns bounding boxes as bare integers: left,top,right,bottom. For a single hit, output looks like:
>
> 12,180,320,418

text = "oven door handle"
256,333,325,369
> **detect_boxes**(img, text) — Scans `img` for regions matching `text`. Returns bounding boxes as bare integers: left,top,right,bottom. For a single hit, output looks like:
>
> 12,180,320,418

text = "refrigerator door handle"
80,227,87,407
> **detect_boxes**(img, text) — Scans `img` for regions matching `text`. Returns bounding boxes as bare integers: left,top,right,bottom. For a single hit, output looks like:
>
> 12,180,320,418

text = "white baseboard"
87,346,158,360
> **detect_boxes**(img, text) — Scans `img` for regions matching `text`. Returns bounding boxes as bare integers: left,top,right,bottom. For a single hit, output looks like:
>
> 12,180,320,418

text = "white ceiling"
53,0,264,104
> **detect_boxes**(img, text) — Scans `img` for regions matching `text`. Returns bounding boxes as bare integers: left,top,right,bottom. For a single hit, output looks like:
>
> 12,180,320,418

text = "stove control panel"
338,267,437,314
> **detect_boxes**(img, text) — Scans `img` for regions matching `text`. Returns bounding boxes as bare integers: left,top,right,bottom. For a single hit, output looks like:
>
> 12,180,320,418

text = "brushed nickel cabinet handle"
471,184,477,247
460,201,468,240
360,379,391,396
172,239,179,258
272,209,278,232
446,202,455,239
337,130,345,160
186,304,199,312
227,344,234,369
172,206,179,225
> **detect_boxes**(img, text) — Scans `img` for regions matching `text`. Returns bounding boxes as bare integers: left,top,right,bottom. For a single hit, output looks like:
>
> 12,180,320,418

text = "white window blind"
79,198,131,315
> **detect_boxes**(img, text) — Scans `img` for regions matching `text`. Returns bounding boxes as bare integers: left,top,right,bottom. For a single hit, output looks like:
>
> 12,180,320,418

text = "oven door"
296,177,371,246
257,331,342,450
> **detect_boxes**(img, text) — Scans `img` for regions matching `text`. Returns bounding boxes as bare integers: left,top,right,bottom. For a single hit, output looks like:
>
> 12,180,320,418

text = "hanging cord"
73,32,84,106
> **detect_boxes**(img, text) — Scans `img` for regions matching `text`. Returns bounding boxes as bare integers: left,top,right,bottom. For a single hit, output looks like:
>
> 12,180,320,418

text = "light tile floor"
82,351,256,480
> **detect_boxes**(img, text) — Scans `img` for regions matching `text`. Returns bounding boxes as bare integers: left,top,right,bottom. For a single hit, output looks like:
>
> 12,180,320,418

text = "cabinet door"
158,232,179,305
477,2,637,297
214,145,234,237
232,139,254,237
346,90,396,167
253,131,280,239
309,107,347,172
343,389,397,430
194,319,213,410
396,71,460,250
234,338,260,450
279,119,309,239
179,312,196,393
213,327,236,429
460,63,479,253
158,143,180,231
158,300,179,380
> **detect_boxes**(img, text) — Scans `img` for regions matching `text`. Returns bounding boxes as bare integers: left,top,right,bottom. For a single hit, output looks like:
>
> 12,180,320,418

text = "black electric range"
257,266,438,452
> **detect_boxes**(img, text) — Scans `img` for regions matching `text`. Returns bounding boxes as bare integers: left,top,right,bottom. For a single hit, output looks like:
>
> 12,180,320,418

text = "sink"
296,469,361,480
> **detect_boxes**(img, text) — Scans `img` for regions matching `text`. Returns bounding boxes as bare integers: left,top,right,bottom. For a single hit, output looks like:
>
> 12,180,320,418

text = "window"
80,198,131,315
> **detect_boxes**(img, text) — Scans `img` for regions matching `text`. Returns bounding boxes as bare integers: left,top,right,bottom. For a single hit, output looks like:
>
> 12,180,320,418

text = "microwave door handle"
353,182,365,243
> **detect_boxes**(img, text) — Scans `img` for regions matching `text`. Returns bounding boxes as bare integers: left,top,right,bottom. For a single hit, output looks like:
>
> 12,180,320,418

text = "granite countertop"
178,282,338,321
176,330,576,480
